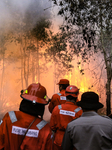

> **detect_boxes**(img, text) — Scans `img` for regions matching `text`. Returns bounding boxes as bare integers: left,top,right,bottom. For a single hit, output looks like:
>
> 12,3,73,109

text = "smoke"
0,0,52,31
0,0,108,121
0,0,53,120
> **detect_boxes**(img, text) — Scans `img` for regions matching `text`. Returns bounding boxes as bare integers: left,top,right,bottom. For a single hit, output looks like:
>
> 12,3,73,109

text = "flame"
35,75,38,83
35,75,37,81
6,102,9,106
79,81,90,93
78,65,82,71
64,70,92,94
64,72,72,84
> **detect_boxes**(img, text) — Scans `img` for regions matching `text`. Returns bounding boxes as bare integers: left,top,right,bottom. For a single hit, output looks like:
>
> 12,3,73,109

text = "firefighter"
0,83,52,150
62,92,112,150
48,79,70,113
50,85,83,150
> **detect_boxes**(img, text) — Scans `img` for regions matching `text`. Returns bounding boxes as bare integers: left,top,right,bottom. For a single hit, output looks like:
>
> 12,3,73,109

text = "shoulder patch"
58,105,62,109
60,96,66,100
36,120,47,130
57,93,61,96
9,111,17,123
74,107,82,113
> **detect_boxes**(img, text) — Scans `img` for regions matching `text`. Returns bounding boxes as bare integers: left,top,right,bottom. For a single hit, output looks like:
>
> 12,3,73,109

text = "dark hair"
66,95,77,102
59,84,69,90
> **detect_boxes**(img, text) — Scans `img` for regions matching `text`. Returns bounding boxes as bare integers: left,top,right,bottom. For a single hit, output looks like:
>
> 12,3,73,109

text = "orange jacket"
50,101,83,147
48,90,67,113
0,111,52,150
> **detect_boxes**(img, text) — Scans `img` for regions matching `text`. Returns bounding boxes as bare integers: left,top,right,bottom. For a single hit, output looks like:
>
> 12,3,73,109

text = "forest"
0,0,112,120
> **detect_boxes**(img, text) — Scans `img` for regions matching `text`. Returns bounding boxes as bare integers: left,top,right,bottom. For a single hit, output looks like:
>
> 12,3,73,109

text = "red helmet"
21,83,48,105
57,79,69,85
65,85,79,97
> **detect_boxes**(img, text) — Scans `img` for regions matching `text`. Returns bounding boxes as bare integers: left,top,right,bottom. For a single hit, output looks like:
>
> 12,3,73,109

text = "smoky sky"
0,0,52,31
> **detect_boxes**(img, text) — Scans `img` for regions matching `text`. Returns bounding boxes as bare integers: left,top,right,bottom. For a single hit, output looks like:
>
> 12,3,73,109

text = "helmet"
21,83,48,105
57,79,69,85
65,85,79,97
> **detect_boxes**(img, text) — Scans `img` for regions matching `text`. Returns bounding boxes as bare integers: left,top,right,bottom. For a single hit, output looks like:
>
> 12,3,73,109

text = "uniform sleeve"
62,125,74,150
45,132,53,150
50,106,59,131
0,113,8,150
48,94,57,113
75,109,83,118
0,120,4,150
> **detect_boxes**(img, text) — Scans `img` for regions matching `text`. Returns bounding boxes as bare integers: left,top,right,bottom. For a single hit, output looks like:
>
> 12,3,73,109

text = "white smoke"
0,0,52,31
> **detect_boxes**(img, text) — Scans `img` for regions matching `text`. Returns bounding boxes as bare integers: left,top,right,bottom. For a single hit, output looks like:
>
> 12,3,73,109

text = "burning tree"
0,0,53,115
44,31,73,92
6,0,52,88
51,0,112,115
31,18,52,83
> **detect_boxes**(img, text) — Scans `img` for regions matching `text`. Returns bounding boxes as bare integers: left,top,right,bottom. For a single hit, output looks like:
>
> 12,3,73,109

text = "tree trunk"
0,37,6,101
100,3,112,115
53,55,56,93
37,42,40,82
106,76,111,115
20,36,24,89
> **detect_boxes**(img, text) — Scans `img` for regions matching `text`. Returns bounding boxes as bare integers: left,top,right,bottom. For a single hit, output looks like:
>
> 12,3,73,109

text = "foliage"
51,0,112,115
45,31,73,70
31,18,52,42
51,0,112,52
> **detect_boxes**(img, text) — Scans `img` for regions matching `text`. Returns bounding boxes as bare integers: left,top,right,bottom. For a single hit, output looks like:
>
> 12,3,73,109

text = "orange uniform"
50,101,83,150
48,89,66,113
0,111,52,150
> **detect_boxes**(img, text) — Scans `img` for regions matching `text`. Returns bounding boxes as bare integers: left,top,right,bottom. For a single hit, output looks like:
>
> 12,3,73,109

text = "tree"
0,33,7,101
0,0,52,88
51,0,112,115
31,18,52,82
44,31,73,92
0,0,54,117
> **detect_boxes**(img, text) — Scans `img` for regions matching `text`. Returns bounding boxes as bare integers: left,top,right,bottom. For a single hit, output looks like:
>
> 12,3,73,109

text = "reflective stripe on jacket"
0,111,52,150
50,101,83,147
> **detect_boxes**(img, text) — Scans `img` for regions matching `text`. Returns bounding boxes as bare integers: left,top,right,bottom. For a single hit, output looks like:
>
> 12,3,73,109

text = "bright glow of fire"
79,82,90,93
35,75,37,82
6,102,9,106
35,75,38,83
64,70,93,94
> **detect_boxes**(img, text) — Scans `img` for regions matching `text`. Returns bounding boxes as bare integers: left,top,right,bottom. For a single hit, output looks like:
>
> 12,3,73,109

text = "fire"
79,82,90,93
35,76,38,83
35,76,37,82
64,70,93,94
64,73,72,83
6,102,9,106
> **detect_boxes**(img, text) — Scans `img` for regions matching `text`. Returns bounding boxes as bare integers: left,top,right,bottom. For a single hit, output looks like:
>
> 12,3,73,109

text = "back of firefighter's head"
65,85,79,102
57,79,70,91
20,83,48,118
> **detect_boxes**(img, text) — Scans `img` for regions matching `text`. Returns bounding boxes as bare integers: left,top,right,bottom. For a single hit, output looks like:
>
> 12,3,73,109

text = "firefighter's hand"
45,95,51,102
49,99,51,102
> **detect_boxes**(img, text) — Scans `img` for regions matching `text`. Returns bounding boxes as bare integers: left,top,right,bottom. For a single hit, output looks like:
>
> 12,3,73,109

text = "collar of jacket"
65,101,76,105
60,89,65,93
81,111,98,117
